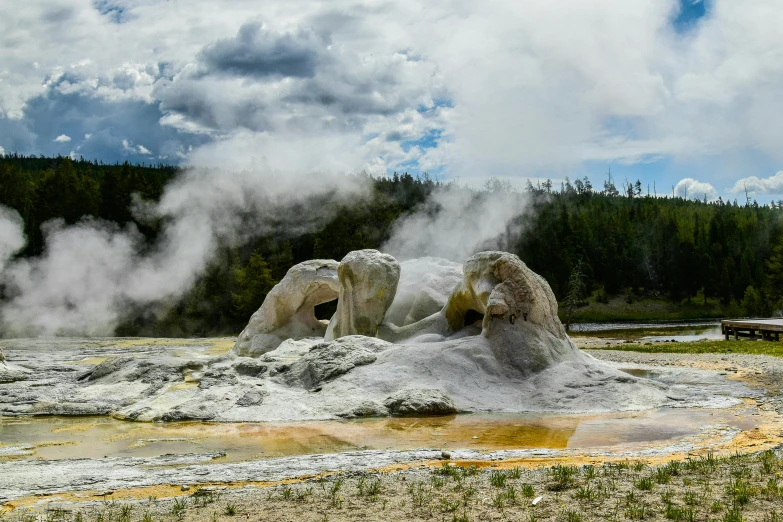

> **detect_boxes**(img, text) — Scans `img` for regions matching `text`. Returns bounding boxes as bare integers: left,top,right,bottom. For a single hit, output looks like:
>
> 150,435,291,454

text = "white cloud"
54,134,71,142
673,178,719,200
0,145,5,155
1,0,783,182
728,171,783,195
122,138,151,155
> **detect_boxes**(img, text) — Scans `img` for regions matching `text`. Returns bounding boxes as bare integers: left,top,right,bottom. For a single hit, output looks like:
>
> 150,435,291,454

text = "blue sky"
673,0,709,32
1,0,782,202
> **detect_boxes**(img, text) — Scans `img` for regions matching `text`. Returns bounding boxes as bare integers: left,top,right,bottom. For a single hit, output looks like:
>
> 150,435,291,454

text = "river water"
570,321,724,342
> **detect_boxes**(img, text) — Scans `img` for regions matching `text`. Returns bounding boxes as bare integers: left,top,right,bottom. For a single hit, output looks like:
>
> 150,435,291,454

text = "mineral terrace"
0,250,751,423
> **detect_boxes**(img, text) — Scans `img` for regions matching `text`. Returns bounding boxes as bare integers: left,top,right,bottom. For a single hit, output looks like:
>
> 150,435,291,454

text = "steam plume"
0,207,25,272
0,167,369,336
381,185,529,262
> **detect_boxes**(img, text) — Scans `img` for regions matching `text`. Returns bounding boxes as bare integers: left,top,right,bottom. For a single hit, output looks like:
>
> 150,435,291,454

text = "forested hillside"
0,154,177,256
1,154,782,336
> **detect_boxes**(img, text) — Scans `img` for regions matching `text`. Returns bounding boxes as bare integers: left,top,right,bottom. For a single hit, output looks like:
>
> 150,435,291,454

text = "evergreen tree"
232,251,276,319
563,259,586,331
740,286,765,317
2,153,782,335
272,241,295,281
766,234,783,314
0,163,33,218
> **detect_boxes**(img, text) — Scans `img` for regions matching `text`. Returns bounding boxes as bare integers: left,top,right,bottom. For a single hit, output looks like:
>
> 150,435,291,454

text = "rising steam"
0,207,25,272
0,166,531,337
381,185,529,262
0,167,369,337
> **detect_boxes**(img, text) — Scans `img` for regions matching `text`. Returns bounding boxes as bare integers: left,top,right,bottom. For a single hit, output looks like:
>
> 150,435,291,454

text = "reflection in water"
363,414,576,450
0,406,759,462
569,323,725,343
569,322,720,333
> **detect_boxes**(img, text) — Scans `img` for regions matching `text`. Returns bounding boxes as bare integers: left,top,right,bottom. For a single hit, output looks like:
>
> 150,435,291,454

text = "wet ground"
0,405,761,463
1,325,782,504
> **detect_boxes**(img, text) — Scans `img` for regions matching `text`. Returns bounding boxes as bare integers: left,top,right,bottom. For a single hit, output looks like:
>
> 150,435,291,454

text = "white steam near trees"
6,0,783,335
0,168,370,337
0,169,533,337
0,207,25,272
382,184,528,262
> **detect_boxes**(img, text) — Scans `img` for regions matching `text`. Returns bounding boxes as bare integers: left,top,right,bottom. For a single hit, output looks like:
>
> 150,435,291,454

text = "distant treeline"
521,179,783,321
0,153,177,255
1,154,781,336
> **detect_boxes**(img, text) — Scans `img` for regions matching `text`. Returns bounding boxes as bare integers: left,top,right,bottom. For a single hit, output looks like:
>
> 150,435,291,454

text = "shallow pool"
0,406,759,463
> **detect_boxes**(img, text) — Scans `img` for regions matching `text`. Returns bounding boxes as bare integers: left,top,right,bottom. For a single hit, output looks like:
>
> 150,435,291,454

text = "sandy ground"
14,448,783,522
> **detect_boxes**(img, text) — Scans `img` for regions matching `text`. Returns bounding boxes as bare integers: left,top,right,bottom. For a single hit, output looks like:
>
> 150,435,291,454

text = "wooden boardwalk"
722,318,783,341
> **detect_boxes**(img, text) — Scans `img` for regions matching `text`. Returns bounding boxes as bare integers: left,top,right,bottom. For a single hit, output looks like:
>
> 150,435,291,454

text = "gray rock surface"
336,400,388,418
233,260,340,356
285,336,392,389
0,347,31,383
0,335,758,424
383,388,457,415
325,250,400,340
236,389,265,406
232,359,267,377
0,430,765,501
0,363,28,383
0,448,547,501
79,356,135,381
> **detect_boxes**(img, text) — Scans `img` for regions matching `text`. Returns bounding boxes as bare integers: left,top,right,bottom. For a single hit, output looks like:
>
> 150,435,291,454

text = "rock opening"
463,309,484,328
314,300,337,321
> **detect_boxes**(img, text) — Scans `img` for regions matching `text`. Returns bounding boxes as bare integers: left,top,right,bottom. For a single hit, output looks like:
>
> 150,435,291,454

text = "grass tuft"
489,470,508,488
547,465,578,491
635,477,654,491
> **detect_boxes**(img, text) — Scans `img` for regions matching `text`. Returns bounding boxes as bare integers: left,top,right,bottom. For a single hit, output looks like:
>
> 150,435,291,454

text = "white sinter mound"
324,249,401,340
26,250,739,422
234,259,340,357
